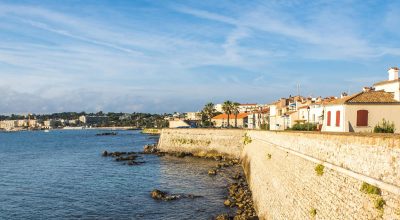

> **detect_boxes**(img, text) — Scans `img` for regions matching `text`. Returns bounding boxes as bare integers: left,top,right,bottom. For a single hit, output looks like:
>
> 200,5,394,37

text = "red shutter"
327,111,331,126
357,110,368,126
336,111,340,127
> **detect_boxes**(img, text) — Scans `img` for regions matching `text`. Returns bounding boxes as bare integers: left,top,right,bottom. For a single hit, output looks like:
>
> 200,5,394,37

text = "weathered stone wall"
157,128,245,159
158,129,400,219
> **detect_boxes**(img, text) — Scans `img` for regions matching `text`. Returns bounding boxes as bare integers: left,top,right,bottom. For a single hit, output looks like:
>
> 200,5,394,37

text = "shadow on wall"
241,154,252,185
349,121,354,132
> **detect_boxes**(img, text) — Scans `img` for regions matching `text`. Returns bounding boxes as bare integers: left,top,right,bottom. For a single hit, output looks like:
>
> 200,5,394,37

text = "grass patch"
243,133,252,145
360,182,381,195
315,164,324,176
374,197,385,211
310,208,317,218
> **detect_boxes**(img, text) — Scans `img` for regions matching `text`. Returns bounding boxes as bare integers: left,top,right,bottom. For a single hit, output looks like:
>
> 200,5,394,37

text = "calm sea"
0,130,237,219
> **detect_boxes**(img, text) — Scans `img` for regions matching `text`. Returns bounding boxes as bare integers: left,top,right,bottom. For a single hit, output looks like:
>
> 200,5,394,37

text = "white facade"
322,104,400,133
374,67,400,101
0,120,16,130
321,105,346,132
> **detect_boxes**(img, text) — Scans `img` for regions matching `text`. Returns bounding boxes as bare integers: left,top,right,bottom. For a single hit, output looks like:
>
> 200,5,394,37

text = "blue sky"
0,0,400,114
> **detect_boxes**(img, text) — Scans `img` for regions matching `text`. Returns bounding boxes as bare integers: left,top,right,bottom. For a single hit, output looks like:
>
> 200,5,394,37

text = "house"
0,120,16,130
185,112,202,120
169,119,191,128
248,107,270,129
321,89,400,133
212,113,248,128
238,103,258,113
373,67,400,100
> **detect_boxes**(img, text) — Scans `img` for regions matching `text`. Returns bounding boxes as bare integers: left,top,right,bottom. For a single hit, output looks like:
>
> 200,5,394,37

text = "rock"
208,169,217,176
143,144,158,154
224,199,232,206
96,132,117,136
214,156,223,161
151,189,167,200
102,151,108,157
215,213,231,220
232,173,241,180
116,155,138,161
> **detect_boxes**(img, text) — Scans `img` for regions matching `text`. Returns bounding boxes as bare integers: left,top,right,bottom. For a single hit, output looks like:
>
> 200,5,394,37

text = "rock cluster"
220,174,258,220
208,158,240,176
96,132,117,136
150,189,201,201
143,144,158,154
102,151,144,165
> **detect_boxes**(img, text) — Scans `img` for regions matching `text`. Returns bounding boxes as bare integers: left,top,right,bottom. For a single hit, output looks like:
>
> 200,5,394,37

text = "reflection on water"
0,130,239,219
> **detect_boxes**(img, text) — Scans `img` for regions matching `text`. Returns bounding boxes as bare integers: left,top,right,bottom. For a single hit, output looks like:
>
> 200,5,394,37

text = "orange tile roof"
239,103,257,106
212,113,248,120
324,91,400,105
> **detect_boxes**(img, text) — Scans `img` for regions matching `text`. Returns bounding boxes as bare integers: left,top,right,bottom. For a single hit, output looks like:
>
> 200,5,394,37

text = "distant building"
248,107,269,129
79,115,109,126
0,120,16,130
185,112,201,121
212,113,248,128
169,119,191,128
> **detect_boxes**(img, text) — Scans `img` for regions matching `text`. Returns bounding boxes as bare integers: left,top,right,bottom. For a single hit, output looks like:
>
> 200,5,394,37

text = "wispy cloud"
0,1,399,113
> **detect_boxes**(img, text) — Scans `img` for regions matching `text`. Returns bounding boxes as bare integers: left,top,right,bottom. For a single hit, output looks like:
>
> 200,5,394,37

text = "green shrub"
360,182,381,195
243,133,252,145
315,164,324,176
260,123,268,130
289,123,317,131
375,197,385,210
267,154,272,159
374,119,395,133
310,208,317,217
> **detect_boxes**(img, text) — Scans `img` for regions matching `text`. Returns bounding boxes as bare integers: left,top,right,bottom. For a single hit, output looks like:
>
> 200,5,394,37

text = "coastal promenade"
158,128,400,220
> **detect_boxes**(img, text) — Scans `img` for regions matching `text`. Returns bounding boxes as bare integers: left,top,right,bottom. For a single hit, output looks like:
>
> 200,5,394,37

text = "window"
357,110,368,126
327,111,331,126
336,111,340,127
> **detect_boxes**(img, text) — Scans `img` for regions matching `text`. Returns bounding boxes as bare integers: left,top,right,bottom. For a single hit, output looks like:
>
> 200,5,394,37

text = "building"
238,104,258,113
248,107,270,129
0,120,16,130
211,113,248,128
321,89,400,133
169,119,191,128
373,67,400,100
79,115,109,126
185,112,202,121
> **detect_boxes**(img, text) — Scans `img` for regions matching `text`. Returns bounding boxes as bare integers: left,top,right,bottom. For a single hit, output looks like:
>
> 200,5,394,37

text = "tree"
222,100,233,128
201,102,216,127
232,102,240,128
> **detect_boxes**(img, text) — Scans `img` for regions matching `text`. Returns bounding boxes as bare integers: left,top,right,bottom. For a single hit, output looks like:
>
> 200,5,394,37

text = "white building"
373,67,400,101
0,120,16,130
322,89,400,133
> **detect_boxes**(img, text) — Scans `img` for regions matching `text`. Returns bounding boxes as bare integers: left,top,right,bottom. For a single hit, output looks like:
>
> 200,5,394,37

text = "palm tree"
201,102,216,127
232,102,240,128
222,100,233,128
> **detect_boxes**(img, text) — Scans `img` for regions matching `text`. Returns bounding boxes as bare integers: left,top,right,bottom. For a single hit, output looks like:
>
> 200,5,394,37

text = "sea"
0,129,238,219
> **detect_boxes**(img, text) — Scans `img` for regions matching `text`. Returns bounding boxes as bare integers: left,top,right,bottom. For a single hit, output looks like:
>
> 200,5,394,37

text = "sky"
0,0,400,114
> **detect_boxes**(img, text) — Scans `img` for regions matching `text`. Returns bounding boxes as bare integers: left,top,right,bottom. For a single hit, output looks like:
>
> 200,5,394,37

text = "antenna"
297,83,300,97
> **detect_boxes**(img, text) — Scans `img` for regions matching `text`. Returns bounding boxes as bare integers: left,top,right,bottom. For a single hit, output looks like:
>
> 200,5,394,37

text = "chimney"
340,92,348,98
362,87,374,92
388,67,399,81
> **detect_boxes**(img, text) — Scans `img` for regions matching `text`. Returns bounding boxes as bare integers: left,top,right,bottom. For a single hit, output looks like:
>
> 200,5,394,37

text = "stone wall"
157,128,245,159
158,129,400,219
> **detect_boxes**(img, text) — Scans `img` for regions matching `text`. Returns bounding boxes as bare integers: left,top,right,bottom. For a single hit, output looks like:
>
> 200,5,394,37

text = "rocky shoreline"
101,143,258,220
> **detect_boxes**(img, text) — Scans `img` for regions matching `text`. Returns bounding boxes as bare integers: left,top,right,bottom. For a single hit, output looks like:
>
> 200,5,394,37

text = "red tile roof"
212,113,248,120
325,91,400,105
